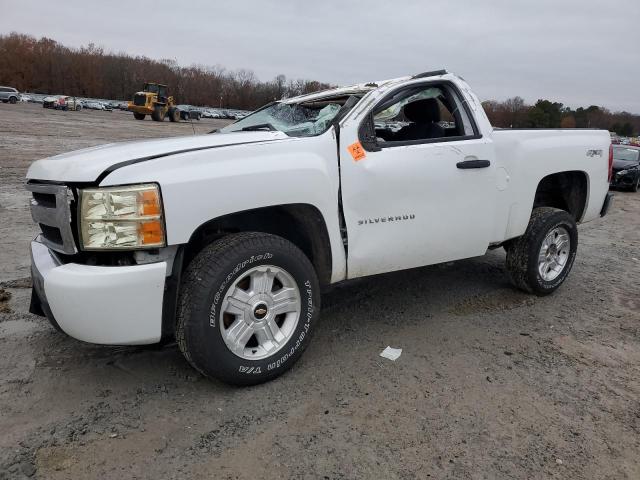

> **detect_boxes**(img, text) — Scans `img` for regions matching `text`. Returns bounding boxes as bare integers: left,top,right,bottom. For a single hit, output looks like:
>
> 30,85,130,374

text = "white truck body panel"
99,131,347,282
336,73,610,278
27,130,290,182
25,71,612,345
491,129,610,239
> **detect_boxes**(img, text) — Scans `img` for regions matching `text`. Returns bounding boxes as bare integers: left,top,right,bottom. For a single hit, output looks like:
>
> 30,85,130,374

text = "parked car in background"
177,105,200,121
84,101,109,111
43,96,60,108
20,94,32,102
55,96,82,111
610,145,640,191
0,86,20,103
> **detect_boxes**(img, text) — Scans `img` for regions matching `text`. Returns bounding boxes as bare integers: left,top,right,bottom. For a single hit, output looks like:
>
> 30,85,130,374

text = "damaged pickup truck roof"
280,75,413,104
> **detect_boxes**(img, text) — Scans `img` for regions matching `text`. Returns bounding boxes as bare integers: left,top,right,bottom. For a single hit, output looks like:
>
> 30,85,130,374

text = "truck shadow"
21,249,531,392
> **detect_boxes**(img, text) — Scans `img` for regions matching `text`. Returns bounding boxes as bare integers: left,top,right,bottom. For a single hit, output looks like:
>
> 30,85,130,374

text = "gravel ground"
1,103,639,479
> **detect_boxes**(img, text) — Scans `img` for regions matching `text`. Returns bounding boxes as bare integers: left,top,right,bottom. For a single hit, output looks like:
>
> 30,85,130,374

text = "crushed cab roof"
281,76,413,104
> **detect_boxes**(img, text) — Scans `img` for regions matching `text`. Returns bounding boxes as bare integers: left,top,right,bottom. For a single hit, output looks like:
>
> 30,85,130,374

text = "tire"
151,106,165,121
133,112,145,120
631,176,639,192
9,96,17,104
505,207,578,296
168,107,179,122
176,232,320,386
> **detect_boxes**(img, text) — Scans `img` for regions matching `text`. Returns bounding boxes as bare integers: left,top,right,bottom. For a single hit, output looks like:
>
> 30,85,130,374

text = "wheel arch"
182,203,333,286
532,170,589,222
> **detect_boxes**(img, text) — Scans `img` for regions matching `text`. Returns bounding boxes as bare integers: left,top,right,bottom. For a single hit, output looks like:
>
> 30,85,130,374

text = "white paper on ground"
380,346,402,361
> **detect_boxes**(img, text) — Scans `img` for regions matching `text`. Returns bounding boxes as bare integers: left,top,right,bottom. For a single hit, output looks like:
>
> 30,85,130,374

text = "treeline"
0,33,331,110
482,97,639,136
2,32,639,133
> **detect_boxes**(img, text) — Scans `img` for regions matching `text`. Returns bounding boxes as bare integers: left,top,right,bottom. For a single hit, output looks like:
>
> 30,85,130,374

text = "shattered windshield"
219,95,359,137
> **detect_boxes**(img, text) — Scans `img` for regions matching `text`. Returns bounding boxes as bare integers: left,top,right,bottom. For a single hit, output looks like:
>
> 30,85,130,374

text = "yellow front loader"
128,83,179,122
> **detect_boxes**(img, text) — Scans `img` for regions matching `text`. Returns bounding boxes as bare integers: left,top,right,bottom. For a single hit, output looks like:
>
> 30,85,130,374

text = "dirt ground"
1,103,639,479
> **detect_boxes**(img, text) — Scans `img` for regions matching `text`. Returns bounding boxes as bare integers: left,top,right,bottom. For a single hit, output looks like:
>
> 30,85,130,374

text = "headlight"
618,169,628,176
79,184,165,250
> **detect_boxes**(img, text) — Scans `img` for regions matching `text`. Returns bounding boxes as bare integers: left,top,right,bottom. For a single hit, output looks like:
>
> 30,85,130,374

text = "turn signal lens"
141,190,161,216
139,220,164,246
79,184,166,250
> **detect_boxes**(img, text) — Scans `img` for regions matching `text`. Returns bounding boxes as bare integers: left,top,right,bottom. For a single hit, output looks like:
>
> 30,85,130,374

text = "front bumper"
30,238,167,345
610,170,639,188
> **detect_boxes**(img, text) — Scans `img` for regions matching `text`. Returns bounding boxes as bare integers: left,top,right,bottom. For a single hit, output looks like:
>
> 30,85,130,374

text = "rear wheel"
176,232,320,386
133,112,145,120
506,207,578,296
151,106,165,121
631,176,639,192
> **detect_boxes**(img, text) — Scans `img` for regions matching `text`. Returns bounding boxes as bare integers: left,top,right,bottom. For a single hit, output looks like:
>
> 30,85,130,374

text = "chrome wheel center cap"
253,303,268,320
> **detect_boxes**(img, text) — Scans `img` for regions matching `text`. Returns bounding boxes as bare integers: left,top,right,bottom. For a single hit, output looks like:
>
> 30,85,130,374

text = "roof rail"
412,69,448,79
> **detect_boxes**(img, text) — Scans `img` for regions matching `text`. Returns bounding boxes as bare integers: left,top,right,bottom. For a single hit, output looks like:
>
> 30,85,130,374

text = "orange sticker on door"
347,142,366,162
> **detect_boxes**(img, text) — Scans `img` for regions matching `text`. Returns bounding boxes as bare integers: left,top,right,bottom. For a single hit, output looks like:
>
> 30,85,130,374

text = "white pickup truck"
26,70,613,385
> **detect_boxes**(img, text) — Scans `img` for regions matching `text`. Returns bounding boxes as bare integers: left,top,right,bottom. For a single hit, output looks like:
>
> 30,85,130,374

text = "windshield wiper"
241,123,277,132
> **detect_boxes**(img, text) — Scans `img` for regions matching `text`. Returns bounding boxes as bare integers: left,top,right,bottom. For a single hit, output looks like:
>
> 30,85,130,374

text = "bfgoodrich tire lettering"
176,232,320,386
506,207,578,296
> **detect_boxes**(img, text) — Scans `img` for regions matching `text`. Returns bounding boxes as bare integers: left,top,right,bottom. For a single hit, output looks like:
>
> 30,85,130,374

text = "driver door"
338,81,498,278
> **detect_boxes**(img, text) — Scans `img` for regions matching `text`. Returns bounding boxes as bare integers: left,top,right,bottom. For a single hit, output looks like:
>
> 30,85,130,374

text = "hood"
613,159,639,170
26,131,289,182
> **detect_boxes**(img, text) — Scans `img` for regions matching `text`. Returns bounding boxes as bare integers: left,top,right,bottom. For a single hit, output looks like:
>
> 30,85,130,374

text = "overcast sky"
2,0,638,112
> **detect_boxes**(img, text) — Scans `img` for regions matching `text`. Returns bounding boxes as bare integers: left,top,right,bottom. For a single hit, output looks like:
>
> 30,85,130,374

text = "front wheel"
168,107,180,122
151,106,165,121
631,176,640,192
177,232,320,385
133,112,145,120
9,97,17,104
506,207,578,296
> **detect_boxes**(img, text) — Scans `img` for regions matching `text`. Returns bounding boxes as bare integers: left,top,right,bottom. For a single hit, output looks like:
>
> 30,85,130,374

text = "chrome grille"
26,183,77,254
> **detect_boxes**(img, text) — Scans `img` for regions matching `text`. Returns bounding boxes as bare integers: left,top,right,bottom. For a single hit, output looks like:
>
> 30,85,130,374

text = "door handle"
456,159,491,169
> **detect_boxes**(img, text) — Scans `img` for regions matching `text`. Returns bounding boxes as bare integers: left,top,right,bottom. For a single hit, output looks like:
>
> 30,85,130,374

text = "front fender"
99,131,347,282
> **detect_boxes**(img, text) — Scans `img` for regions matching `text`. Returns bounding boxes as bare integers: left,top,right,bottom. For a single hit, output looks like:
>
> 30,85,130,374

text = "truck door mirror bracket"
358,114,381,152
